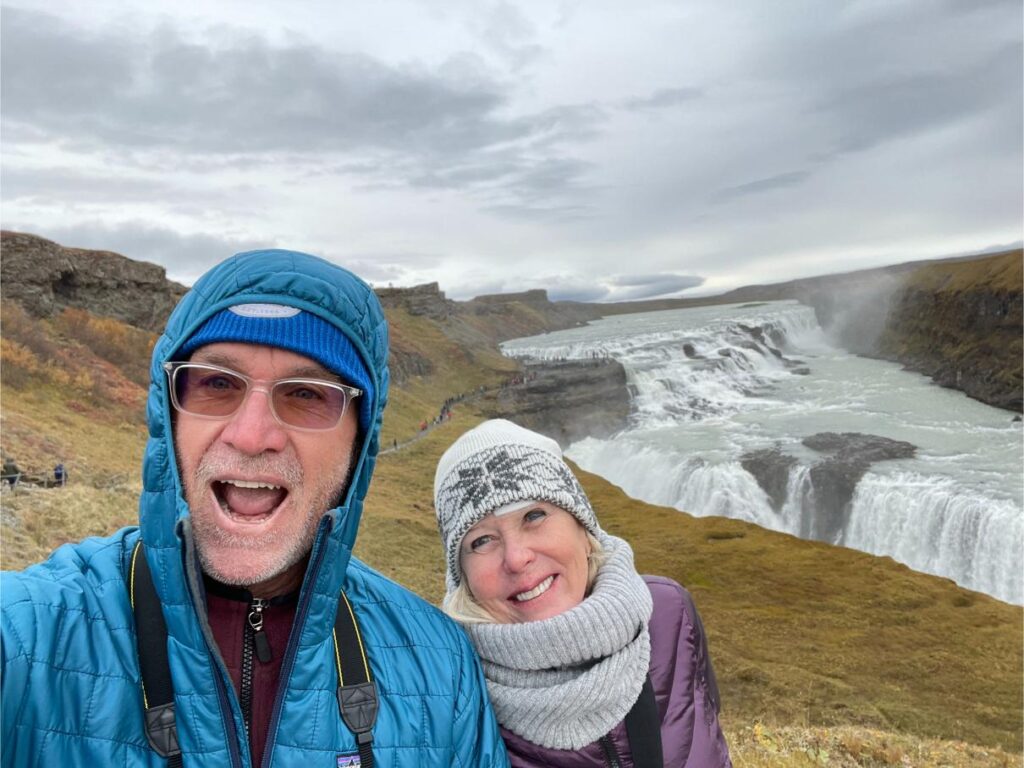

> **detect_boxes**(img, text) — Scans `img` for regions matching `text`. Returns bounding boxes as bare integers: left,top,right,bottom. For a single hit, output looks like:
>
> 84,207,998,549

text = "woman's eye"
468,535,494,552
524,509,547,523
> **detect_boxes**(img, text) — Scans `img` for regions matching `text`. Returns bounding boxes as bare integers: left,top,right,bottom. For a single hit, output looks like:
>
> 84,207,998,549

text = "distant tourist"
434,419,731,767
3,456,21,489
53,462,66,487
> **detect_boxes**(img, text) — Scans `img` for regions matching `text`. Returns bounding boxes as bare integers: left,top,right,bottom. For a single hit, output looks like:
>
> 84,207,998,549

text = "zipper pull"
249,598,273,663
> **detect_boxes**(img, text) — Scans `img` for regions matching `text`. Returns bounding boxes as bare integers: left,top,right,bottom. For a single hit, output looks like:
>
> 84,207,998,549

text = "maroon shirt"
206,579,299,768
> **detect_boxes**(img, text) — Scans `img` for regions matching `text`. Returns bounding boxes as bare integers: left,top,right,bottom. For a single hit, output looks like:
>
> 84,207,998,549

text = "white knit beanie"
434,419,600,593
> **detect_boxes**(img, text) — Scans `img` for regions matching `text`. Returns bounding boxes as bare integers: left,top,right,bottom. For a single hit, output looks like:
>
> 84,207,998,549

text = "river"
501,301,1024,605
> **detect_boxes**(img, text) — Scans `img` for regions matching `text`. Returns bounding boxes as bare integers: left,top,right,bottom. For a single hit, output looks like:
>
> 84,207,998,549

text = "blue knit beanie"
177,303,374,433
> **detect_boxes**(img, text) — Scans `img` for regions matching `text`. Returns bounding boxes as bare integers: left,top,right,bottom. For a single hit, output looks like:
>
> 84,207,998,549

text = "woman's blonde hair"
442,530,608,625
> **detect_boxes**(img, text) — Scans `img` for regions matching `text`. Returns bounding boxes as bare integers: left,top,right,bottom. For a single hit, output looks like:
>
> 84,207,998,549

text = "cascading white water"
844,473,1023,604
502,301,1024,605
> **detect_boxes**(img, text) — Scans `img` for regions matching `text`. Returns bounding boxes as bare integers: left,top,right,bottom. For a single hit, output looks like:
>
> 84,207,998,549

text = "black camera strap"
127,541,377,767
624,674,663,768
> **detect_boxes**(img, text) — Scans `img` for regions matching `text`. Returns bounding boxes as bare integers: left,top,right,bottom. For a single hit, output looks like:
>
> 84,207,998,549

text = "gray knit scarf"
463,534,653,750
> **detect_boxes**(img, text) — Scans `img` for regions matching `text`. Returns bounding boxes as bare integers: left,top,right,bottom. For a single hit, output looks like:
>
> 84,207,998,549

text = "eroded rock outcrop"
1,231,187,332
375,282,454,320
741,432,917,542
740,447,797,511
802,432,916,541
804,250,1023,412
483,359,630,447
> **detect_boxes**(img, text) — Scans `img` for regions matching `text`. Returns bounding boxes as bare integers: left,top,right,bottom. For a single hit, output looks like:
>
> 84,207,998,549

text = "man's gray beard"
184,446,348,587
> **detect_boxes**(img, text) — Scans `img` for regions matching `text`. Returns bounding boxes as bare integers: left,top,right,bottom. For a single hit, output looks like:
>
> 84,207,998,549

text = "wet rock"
803,432,916,463
741,448,797,511
802,432,916,541
736,340,766,355
682,342,703,359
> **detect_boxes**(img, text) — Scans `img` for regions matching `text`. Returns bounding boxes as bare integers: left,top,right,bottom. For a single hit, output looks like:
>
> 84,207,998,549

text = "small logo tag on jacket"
336,753,361,768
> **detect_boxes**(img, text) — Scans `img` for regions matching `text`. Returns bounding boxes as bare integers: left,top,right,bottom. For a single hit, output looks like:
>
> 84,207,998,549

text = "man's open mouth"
212,479,288,522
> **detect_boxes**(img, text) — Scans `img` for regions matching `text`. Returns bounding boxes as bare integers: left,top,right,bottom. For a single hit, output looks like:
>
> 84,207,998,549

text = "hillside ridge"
3,231,1018,409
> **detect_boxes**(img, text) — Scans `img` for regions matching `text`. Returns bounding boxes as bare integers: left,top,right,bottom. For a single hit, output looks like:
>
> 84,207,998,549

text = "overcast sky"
2,1,1021,301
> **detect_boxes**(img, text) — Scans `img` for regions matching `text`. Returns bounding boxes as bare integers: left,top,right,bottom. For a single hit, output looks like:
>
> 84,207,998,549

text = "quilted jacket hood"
140,248,389,607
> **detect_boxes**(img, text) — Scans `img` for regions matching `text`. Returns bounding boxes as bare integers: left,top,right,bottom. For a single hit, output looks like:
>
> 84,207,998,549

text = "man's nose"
219,388,289,455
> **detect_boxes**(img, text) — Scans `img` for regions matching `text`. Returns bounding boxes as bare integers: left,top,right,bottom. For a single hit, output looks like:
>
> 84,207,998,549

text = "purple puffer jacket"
500,576,731,768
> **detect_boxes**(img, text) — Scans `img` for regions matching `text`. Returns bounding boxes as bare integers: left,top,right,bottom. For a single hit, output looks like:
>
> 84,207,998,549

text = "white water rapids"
501,301,1023,605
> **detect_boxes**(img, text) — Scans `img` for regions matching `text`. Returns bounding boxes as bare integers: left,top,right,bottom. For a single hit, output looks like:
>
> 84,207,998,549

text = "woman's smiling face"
460,501,591,623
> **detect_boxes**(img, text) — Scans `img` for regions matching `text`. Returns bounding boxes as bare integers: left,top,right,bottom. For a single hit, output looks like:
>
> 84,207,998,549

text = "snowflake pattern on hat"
435,444,597,589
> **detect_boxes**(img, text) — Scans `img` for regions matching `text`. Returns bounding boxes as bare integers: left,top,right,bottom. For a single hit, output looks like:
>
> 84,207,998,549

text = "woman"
434,419,731,768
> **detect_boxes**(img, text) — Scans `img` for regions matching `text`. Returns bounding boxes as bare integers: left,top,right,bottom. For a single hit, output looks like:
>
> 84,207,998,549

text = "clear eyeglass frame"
162,360,362,432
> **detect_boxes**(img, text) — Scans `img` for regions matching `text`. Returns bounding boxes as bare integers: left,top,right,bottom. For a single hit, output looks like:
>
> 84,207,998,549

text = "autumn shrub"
0,338,38,389
1,302,58,362
55,308,155,385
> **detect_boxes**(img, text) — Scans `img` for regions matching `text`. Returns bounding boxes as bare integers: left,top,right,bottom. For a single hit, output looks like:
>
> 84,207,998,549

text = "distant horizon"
7,227,1020,306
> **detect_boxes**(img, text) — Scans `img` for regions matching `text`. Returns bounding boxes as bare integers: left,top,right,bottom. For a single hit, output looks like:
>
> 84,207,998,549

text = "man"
2,456,21,489
2,250,508,767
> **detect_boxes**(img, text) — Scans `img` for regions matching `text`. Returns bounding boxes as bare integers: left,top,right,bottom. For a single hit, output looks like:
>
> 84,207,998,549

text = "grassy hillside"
1,297,1021,766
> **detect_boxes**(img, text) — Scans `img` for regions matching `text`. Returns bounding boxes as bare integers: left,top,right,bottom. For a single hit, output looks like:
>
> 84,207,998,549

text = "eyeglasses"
163,362,362,432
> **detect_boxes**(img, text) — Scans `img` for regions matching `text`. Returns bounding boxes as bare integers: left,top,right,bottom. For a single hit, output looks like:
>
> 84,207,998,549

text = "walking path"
378,372,537,456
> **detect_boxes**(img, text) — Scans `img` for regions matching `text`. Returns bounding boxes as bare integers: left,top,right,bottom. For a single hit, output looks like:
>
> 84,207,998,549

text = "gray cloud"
10,220,269,284
0,8,490,154
548,284,610,302
715,170,812,202
474,2,546,70
1,2,1017,300
2,165,180,204
1,7,610,222
607,273,705,300
622,87,703,112
816,41,1022,158
340,251,447,286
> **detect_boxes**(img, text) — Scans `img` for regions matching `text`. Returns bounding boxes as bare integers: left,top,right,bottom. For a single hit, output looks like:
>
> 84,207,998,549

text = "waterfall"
504,301,1024,605
844,473,1023,604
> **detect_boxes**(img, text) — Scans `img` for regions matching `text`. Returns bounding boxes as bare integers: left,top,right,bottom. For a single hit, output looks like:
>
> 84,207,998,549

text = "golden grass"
2,294,1022,759
725,724,1022,767
903,250,1023,294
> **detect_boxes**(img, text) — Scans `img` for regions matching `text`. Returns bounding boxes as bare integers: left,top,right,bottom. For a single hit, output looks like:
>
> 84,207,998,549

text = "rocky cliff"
375,282,455,320
804,250,1022,411
1,231,187,332
481,359,630,447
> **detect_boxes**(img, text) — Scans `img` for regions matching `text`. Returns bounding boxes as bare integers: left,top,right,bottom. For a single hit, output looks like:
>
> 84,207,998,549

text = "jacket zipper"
599,736,622,768
181,521,244,768
260,519,333,768
241,597,272,733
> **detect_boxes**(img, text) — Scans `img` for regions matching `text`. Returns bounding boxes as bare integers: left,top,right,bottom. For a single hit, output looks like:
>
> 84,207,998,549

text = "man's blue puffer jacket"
1,250,509,767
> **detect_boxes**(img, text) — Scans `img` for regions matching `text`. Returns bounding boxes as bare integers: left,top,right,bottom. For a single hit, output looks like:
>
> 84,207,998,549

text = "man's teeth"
514,576,554,602
222,479,282,490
